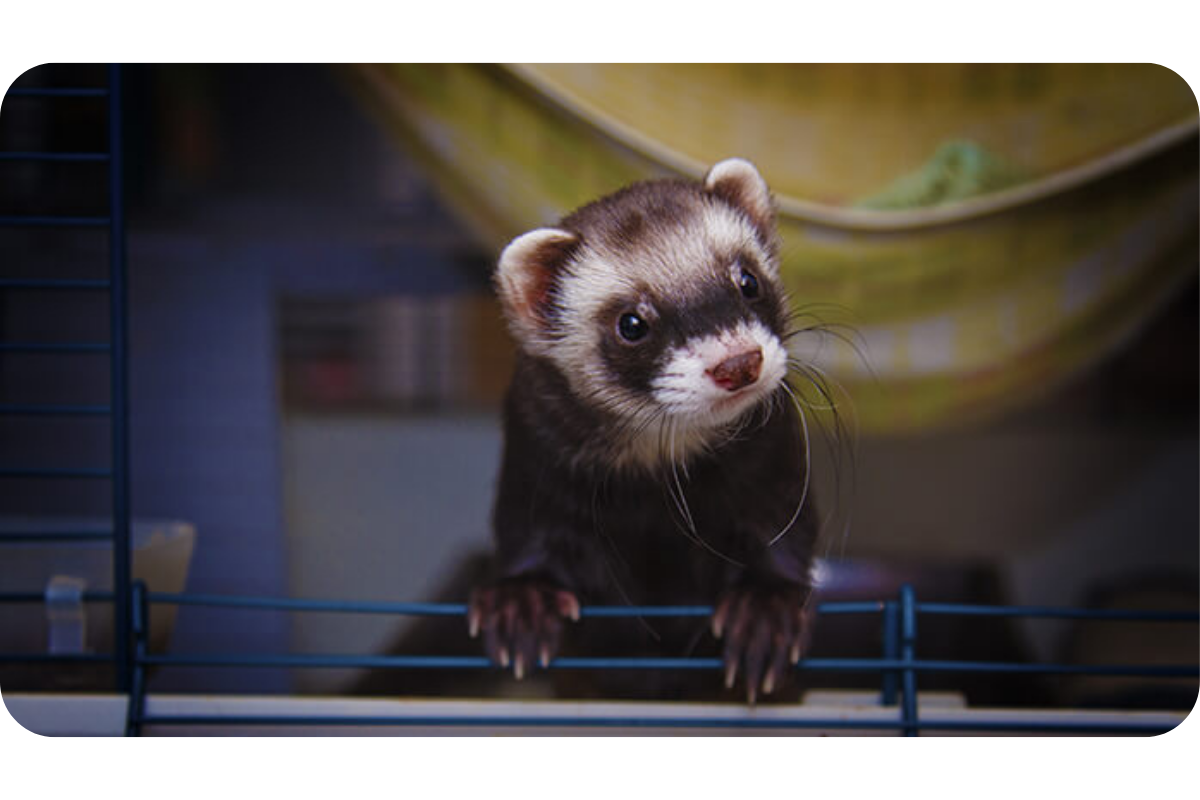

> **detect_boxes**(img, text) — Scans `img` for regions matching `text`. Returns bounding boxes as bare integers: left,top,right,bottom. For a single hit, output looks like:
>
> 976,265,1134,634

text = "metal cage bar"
0,65,131,691
107,62,133,694
105,582,1198,736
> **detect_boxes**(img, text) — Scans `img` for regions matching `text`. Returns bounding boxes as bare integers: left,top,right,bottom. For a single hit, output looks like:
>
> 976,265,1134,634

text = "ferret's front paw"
468,579,581,679
712,584,813,703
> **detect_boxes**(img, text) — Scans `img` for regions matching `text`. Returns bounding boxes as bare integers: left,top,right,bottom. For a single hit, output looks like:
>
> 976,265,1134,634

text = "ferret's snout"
707,348,763,392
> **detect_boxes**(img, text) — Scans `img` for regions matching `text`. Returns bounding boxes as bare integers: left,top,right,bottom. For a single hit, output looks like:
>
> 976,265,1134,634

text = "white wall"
281,414,501,692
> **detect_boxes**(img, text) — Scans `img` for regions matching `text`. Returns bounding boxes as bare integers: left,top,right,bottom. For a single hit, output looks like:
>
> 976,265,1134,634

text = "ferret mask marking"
494,159,789,470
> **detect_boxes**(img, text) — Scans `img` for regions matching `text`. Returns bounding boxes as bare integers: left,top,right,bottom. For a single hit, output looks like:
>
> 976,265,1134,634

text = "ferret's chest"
582,462,760,599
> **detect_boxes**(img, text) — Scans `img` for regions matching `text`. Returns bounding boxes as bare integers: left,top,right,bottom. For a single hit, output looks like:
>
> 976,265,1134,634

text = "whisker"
669,419,697,533
784,320,879,385
784,344,860,565
660,417,744,568
769,382,812,548
788,359,858,508
786,361,839,412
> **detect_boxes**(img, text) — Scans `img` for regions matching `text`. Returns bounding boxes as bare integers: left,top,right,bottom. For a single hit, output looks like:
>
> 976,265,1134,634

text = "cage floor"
3,690,1186,736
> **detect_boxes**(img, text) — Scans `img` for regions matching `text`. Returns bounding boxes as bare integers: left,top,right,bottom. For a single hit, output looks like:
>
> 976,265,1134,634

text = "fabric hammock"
346,64,1199,434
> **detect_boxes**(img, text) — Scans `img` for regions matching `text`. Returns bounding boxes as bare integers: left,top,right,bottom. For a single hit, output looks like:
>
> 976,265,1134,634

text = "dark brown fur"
471,166,819,702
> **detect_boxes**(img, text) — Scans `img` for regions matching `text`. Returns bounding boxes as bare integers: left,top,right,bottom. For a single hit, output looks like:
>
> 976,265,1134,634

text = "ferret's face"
496,159,791,467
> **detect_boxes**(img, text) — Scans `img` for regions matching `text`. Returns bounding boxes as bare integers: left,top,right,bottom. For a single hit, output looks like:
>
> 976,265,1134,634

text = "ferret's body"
472,159,819,701
496,352,813,610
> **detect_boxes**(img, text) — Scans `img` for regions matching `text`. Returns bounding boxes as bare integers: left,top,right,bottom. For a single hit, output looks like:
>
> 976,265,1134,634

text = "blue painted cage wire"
0,66,132,690
0,66,1197,736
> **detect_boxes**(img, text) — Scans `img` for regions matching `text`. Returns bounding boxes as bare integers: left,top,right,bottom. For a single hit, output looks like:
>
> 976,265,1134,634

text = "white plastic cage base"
2,691,1187,737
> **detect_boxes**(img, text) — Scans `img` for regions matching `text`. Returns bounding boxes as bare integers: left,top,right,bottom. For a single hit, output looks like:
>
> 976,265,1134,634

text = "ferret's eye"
737,268,760,300
617,312,649,342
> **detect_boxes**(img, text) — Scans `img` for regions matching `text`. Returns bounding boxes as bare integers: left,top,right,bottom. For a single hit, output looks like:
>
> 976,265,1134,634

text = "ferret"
468,159,820,703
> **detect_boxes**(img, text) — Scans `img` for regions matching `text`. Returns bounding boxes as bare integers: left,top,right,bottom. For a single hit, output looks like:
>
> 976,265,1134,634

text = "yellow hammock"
346,64,1199,435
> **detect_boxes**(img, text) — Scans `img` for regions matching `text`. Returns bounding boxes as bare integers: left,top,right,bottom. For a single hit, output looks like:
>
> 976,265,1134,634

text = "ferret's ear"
704,158,777,252
494,227,580,345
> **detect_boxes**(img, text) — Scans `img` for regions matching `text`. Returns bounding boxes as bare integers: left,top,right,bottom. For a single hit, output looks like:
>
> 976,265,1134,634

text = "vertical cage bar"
899,585,919,736
880,600,899,705
125,582,148,736
107,63,133,694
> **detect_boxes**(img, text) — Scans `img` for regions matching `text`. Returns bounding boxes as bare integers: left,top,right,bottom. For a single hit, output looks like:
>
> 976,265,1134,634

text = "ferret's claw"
468,580,580,680
467,609,480,638
712,584,813,705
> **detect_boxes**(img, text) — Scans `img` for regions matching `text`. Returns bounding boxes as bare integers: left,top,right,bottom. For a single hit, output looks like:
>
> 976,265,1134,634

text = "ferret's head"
496,158,791,468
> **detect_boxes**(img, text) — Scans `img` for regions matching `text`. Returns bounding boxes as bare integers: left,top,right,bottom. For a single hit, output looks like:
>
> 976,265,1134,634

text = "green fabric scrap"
854,141,1027,210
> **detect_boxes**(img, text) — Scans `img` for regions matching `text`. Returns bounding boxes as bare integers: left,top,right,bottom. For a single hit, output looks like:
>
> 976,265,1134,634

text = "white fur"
652,319,788,426
495,161,786,473
704,158,774,241
602,320,787,472
546,200,774,414
494,227,578,351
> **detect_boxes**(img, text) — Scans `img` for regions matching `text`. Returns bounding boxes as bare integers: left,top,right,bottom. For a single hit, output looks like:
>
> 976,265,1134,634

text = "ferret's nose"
707,348,763,392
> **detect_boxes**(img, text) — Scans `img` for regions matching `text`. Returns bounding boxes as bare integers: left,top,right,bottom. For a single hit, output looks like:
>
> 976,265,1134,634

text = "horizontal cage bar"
139,592,1194,624
0,215,111,227
0,590,115,602
0,531,114,543
0,152,110,162
0,342,111,353
0,653,115,664
135,652,1198,678
0,403,111,416
0,278,111,290
0,466,113,479
129,714,1174,734
4,87,109,97
141,591,886,618
917,601,1199,623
